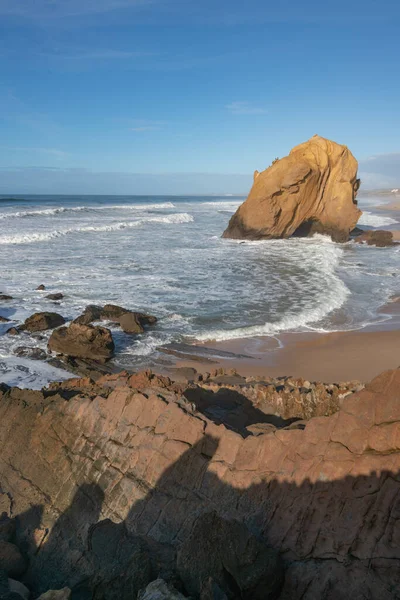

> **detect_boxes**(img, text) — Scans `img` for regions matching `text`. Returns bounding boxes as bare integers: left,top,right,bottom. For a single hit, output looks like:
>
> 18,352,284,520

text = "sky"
0,0,399,194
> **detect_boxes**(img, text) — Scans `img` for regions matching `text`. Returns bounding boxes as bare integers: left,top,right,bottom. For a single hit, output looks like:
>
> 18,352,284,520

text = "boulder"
20,313,65,333
37,590,71,600
74,304,157,334
0,295,13,301
137,579,188,600
353,230,398,247
177,512,284,600
48,322,115,363
118,312,146,334
223,135,361,242
8,579,29,600
36,285,46,291
0,541,27,577
73,305,103,326
0,316,10,323
45,293,64,301
5,328,19,336
14,347,47,361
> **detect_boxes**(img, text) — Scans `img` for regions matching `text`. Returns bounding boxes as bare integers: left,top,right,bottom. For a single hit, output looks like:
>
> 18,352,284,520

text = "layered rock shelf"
0,367,400,598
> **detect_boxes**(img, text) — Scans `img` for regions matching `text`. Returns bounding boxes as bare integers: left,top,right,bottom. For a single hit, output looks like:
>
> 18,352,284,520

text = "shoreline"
171,327,400,383
167,197,400,383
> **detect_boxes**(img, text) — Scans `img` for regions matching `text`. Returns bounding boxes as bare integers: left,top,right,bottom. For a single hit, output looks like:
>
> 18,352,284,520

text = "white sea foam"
0,202,176,220
358,211,398,227
0,213,193,245
196,238,350,342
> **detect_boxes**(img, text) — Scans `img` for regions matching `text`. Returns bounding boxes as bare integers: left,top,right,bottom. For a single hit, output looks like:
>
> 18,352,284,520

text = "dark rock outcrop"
353,230,398,247
73,304,157,335
223,135,361,242
0,541,27,577
14,347,47,361
48,322,115,363
0,295,13,301
20,313,65,333
45,293,64,301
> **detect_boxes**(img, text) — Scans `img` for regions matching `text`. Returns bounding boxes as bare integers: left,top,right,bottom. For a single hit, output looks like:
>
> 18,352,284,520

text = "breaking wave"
0,213,193,245
0,202,176,220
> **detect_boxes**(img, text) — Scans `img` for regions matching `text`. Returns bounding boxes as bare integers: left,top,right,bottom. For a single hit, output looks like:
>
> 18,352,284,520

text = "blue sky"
1,0,399,194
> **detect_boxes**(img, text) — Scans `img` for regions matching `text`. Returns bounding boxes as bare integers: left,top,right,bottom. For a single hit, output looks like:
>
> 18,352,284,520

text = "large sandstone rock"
0,368,400,598
48,322,114,363
223,135,361,242
20,312,65,333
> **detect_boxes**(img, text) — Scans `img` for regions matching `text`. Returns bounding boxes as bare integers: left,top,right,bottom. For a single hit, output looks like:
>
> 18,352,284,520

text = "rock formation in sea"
223,135,361,242
1,366,400,598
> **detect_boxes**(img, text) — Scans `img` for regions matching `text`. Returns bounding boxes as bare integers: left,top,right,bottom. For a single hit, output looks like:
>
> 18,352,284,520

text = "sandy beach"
173,326,399,383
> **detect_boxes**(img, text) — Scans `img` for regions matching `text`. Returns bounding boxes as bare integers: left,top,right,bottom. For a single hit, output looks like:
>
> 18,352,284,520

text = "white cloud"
226,101,267,115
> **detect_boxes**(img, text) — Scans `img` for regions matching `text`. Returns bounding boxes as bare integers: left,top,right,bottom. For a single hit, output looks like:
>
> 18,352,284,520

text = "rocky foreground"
0,366,400,599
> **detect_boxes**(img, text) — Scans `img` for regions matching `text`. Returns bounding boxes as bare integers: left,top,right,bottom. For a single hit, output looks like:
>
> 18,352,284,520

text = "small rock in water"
0,316,10,323
0,294,13,301
36,284,46,290
14,347,47,361
6,327,20,336
45,293,64,301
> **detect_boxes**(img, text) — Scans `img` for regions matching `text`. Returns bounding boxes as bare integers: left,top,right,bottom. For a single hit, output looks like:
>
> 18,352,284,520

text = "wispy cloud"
0,0,151,19
37,49,155,61
1,146,70,160
125,119,166,132
226,101,267,115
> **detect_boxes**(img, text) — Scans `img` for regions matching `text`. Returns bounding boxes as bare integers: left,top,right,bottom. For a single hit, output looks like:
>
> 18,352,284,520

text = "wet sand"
171,298,400,383
172,328,400,383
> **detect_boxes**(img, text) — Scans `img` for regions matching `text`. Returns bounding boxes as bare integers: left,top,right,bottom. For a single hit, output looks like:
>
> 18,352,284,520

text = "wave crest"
0,213,193,245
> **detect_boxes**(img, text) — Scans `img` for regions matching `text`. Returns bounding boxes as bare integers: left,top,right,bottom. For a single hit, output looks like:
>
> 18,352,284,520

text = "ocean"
0,193,399,388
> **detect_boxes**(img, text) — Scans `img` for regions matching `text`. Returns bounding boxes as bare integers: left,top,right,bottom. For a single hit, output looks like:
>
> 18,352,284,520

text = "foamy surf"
358,211,398,227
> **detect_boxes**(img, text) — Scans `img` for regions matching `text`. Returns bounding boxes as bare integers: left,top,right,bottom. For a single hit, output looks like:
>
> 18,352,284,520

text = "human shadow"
183,386,299,435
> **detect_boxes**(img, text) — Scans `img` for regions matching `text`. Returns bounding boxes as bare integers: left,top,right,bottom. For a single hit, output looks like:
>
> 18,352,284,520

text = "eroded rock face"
0,368,400,598
223,135,361,242
48,322,115,363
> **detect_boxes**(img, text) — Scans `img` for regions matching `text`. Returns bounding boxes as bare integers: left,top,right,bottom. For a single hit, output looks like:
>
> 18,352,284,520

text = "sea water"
0,193,399,388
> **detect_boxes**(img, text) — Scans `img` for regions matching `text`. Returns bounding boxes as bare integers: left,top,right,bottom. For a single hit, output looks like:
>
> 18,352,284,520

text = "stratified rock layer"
0,368,400,598
223,135,361,242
